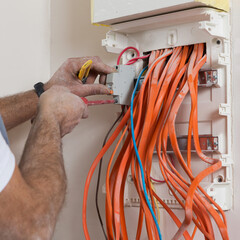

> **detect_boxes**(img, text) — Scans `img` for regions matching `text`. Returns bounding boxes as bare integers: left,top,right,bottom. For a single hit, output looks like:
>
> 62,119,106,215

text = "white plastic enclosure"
102,8,232,211
91,0,229,25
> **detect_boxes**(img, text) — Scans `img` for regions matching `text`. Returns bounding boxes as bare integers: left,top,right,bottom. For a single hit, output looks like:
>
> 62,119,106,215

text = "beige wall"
0,0,50,97
1,0,240,239
50,1,120,239
0,0,50,161
230,0,240,237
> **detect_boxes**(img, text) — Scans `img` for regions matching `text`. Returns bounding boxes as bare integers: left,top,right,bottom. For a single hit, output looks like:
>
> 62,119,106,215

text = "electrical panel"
91,0,229,25
102,6,233,211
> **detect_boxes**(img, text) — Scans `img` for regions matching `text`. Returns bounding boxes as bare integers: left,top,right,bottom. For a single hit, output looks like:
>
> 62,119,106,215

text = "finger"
82,107,89,119
65,57,91,75
99,74,107,85
85,71,98,84
73,84,111,97
91,57,116,75
66,57,116,76
78,98,89,119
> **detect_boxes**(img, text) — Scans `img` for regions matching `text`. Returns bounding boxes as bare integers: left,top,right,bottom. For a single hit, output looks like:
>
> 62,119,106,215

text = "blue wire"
130,66,163,240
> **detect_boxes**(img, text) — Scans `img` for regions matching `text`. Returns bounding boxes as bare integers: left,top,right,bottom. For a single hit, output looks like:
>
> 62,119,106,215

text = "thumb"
72,84,111,97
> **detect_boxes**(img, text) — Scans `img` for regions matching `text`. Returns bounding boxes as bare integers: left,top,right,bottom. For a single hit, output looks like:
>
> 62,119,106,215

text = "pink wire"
87,100,116,106
81,97,115,106
126,54,151,65
117,46,140,65
151,177,165,184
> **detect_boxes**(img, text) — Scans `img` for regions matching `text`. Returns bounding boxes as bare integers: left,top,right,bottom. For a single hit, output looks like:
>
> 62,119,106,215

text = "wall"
230,0,240,237
50,1,119,239
0,1,50,160
0,0,239,239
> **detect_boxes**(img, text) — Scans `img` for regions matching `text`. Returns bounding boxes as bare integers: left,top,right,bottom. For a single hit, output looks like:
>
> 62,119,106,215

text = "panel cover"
91,0,229,25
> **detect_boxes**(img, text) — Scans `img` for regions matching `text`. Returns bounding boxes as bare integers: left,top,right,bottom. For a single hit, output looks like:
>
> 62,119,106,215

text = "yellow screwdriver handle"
78,60,93,81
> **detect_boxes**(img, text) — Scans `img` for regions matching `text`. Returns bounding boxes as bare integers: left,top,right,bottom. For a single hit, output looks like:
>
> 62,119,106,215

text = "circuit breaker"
106,65,136,105
94,1,232,213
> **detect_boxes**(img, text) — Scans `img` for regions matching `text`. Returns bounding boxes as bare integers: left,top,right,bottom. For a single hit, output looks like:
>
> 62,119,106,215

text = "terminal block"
106,65,136,105
198,70,218,87
135,70,218,92
166,135,219,153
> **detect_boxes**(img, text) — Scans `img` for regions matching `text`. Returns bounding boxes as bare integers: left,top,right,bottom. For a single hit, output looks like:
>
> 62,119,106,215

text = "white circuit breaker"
96,1,233,211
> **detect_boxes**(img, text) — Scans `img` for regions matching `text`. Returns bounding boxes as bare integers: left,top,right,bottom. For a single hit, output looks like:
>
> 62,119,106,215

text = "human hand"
39,86,88,137
45,56,115,97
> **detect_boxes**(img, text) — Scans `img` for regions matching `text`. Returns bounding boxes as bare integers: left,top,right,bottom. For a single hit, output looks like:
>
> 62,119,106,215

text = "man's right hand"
45,56,115,96
39,86,88,137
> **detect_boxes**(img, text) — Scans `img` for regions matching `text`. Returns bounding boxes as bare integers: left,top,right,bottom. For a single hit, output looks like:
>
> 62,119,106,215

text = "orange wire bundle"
82,44,229,240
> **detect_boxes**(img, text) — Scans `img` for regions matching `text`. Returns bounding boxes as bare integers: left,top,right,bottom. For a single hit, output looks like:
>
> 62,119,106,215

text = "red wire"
150,177,165,184
126,54,150,65
87,100,116,106
117,46,140,65
81,97,115,106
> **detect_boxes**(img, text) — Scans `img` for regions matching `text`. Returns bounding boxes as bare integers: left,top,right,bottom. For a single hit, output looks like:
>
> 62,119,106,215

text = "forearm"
19,112,67,223
0,112,67,240
0,90,38,130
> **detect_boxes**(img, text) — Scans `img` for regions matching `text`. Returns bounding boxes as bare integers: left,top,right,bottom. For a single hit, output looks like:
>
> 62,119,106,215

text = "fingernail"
111,67,118,73
103,87,113,95
106,87,113,95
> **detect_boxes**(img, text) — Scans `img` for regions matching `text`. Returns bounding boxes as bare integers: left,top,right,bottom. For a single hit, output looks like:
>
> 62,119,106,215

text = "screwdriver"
78,60,115,106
